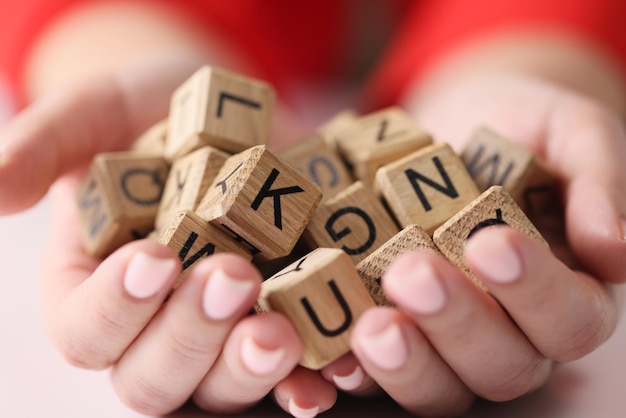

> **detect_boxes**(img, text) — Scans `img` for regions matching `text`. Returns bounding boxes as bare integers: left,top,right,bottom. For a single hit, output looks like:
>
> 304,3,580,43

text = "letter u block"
434,186,548,289
76,152,169,258
257,248,376,370
198,145,322,261
376,142,480,235
165,65,275,158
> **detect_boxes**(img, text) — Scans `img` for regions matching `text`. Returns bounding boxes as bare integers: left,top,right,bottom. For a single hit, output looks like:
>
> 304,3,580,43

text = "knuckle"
480,353,552,402
114,374,177,416
165,325,221,364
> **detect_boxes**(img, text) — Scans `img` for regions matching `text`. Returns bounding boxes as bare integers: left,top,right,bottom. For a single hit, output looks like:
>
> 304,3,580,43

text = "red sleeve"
365,0,626,109
0,0,350,109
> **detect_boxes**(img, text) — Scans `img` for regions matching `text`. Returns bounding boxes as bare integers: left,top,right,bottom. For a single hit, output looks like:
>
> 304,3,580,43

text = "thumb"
0,52,202,215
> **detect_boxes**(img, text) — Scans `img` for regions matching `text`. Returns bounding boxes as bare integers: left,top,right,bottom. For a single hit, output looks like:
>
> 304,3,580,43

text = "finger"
192,312,303,414
351,308,474,417
320,353,380,396
383,250,552,402
110,254,261,416
545,99,626,283
465,226,618,361
41,176,181,369
272,367,338,418
0,52,200,214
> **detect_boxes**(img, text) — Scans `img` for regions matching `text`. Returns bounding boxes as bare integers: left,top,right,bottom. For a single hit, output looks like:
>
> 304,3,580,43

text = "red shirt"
1,0,626,109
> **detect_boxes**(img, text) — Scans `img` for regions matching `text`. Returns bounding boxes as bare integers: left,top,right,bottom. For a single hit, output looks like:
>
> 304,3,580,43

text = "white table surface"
1,104,625,418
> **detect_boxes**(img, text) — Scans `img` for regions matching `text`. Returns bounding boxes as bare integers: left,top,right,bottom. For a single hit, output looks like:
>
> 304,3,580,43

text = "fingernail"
465,230,522,283
240,336,286,376
203,268,255,320
332,365,365,391
394,263,446,315
124,252,178,299
357,322,408,371
288,398,319,418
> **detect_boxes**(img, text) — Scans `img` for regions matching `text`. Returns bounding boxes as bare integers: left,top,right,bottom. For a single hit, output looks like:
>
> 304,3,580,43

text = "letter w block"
76,151,169,258
256,248,376,370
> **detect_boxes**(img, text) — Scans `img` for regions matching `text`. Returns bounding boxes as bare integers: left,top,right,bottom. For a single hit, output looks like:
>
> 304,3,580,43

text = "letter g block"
256,248,376,370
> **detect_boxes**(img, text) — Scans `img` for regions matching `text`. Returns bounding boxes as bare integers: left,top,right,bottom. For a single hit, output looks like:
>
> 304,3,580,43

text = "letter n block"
131,118,168,157
280,132,353,200
335,107,432,186
462,127,555,216
198,145,322,261
76,152,169,258
356,224,439,306
158,211,252,289
433,186,548,289
376,142,480,235
303,181,399,264
165,66,275,158
155,146,228,231
257,248,376,370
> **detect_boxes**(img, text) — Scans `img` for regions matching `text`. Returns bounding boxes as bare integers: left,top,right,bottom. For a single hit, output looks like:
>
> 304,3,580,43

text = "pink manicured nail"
394,263,446,315
203,268,255,320
288,398,319,418
465,231,522,283
240,336,286,376
357,322,408,371
332,365,365,391
123,252,178,299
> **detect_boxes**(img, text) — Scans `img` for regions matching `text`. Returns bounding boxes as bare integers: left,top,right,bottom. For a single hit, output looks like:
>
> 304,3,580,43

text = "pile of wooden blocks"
76,66,554,370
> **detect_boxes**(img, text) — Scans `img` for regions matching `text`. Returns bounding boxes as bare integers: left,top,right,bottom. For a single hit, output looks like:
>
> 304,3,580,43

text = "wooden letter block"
198,145,322,261
257,248,376,370
166,66,275,158
335,107,432,186
356,224,439,306
280,132,353,200
376,142,480,235
131,118,168,157
462,126,555,216
155,146,228,231
303,181,399,264
158,211,253,289
433,186,548,289
76,152,169,258
315,109,359,149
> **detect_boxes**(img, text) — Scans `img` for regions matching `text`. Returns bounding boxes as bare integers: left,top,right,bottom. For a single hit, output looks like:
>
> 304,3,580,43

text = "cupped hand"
0,55,314,416
327,74,626,417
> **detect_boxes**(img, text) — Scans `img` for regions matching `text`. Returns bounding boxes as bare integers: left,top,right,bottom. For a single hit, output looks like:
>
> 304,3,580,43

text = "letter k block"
257,248,376,370
198,145,322,261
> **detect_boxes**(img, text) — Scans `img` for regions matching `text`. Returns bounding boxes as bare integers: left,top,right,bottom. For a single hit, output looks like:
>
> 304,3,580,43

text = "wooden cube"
303,181,399,264
165,66,275,158
155,146,228,231
76,152,169,258
433,186,548,289
316,109,358,149
335,107,432,186
257,248,376,370
280,132,353,200
158,211,253,289
131,118,169,157
197,145,322,261
376,142,480,235
356,224,439,306
461,127,555,217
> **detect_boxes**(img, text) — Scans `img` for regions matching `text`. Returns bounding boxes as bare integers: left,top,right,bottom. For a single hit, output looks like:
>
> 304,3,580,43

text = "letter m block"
256,248,376,370
76,151,169,258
